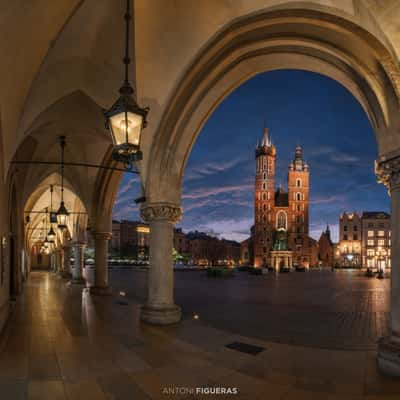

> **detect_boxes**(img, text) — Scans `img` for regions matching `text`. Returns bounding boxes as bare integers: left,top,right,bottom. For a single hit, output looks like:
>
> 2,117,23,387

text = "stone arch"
144,7,400,206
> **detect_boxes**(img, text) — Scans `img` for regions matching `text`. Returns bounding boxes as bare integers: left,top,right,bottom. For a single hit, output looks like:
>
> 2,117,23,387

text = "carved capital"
140,202,182,224
376,156,400,193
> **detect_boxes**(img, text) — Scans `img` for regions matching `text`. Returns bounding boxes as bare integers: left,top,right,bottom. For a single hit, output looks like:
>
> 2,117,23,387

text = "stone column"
71,242,86,284
377,156,400,375
55,248,62,274
61,245,72,278
140,203,182,324
50,253,56,272
89,232,112,295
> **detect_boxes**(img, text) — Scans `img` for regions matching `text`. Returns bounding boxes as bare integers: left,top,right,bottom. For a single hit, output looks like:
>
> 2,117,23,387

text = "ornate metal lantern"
104,0,149,168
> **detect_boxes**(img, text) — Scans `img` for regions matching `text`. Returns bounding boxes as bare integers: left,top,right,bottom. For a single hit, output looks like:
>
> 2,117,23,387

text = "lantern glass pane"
57,213,68,227
109,111,143,147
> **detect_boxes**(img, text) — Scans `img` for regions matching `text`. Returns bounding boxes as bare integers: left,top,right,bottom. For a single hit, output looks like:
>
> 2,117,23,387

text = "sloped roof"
275,189,288,207
362,211,390,219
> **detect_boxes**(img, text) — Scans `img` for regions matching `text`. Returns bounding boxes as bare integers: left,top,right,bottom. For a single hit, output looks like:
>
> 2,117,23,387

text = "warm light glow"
136,226,150,233
110,112,142,147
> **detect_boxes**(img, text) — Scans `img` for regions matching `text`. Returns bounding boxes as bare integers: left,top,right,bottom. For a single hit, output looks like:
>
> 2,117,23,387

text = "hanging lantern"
56,201,69,229
104,0,149,168
56,136,69,230
47,226,56,243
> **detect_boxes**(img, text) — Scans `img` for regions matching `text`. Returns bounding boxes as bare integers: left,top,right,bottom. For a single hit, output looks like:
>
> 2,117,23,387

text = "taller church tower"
254,128,276,267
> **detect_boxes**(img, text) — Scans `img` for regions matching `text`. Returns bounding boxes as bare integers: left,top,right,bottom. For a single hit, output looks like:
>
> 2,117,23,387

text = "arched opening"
171,68,386,346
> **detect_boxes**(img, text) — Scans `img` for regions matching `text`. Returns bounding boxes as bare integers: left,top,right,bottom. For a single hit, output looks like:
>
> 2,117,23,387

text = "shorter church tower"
288,146,310,266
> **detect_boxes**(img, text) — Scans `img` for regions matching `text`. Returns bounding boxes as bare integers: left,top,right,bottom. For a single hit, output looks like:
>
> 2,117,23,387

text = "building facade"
335,211,391,269
361,212,391,270
253,128,311,268
336,213,362,267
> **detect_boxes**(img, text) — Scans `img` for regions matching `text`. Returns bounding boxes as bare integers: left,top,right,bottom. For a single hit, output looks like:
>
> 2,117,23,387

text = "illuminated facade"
253,127,311,268
335,211,391,269
361,212,391,270
336,213,362,267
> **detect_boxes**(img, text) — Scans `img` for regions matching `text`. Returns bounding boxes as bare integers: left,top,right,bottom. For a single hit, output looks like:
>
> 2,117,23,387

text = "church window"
296,179,301,187
297,205,301,211
263,204,266,211
262,183,265,190
263,172,266,180
296,192,302,201
277,211,287,230
262,193,266,201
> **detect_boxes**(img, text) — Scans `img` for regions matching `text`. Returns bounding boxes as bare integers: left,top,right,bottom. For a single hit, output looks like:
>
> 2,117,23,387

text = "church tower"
254,128,276,267
287,145,310,265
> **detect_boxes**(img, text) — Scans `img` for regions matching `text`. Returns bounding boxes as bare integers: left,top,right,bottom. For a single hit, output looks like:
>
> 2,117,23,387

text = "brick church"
253,127,315,268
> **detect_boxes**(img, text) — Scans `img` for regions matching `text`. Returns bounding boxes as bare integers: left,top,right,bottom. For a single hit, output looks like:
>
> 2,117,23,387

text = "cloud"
330,153,360,163
309,195,345,205
183,197,252,212
184,217,253,242
117,175,141,197
183,183,253,200
184,157,249,181
113,203,139,220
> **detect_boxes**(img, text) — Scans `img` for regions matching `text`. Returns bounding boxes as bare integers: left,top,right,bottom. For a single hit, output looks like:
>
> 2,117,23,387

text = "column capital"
92,231,112,241
376,156,400,192
140,202,182,224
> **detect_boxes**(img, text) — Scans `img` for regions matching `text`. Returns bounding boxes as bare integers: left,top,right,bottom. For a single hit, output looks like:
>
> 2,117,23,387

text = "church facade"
253,128,312,268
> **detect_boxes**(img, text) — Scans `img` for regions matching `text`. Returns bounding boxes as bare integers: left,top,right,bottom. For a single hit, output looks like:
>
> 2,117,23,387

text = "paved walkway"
0,271,399,399
111,269,391,351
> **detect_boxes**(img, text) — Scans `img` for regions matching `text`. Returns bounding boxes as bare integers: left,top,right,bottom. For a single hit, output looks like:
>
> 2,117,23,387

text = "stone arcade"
0,0,400,378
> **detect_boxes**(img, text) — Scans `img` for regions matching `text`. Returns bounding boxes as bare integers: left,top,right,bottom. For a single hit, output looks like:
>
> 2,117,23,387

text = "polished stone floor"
0,270,399,399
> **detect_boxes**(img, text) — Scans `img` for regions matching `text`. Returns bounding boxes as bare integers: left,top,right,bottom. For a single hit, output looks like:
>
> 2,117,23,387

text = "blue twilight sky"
113,70,389,243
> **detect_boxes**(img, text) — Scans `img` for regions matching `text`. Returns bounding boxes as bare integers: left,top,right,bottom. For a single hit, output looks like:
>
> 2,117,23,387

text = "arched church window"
277,211,287,230
263,172,266,180
262,193,266,201
296,178,301,187
296,192,302,201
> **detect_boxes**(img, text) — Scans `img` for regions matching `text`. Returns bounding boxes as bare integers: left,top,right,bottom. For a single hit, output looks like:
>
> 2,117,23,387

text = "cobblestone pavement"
110,269,390,350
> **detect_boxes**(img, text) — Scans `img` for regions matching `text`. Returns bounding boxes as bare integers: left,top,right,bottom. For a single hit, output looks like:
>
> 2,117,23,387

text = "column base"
141,304,181,325
70,277,86,285
378,336,400,376
88,286,113,296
